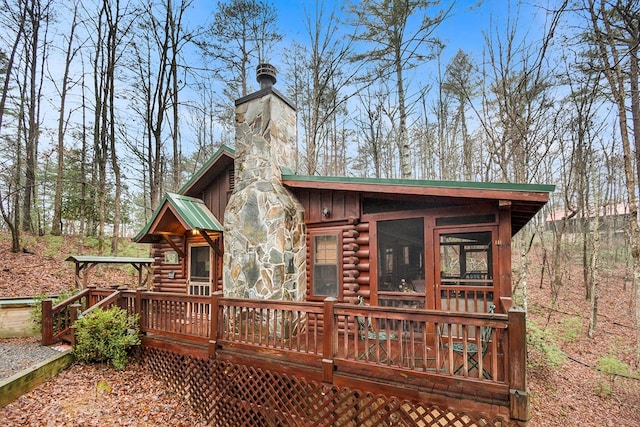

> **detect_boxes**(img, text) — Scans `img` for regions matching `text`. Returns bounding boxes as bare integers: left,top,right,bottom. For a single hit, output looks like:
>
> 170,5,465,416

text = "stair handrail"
42,288,91,345
81,289,122,317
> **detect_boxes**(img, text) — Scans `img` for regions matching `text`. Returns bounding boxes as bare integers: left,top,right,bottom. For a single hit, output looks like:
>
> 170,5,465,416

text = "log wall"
152,235,187,293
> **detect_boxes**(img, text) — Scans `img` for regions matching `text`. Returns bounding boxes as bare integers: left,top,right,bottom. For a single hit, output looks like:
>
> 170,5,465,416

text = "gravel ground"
0,338,65,380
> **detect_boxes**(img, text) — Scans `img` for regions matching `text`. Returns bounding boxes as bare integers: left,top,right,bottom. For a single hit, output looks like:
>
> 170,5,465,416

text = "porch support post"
87,284,97,306
508,307,529,422
41,299,53,345
209,291,223,358
322,297,337,384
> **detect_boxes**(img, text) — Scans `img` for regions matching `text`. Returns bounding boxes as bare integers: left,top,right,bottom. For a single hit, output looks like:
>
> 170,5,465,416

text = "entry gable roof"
134,192,223,243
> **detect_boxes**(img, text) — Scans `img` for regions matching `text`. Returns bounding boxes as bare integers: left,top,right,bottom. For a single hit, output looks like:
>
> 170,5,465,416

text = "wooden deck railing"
212,297,325,363
42,287,527,418
332,303,508,382
41,286,123,345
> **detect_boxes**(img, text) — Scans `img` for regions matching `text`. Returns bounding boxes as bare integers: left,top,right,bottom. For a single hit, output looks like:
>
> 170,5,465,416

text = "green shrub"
595,356,630,397
557,317,583,344
73,307,140,370
527,319,566,370
41,234,65,257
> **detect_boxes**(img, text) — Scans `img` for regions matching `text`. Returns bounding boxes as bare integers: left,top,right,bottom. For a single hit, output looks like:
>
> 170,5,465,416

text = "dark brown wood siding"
186,165,234,223
292,189,360,223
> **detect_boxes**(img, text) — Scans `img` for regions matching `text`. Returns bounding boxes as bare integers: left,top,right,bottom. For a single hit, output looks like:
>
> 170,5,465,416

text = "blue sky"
183,0,555,97
164,0,559,158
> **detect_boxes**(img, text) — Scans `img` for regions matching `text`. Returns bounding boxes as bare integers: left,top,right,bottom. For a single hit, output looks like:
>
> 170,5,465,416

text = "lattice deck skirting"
139,346,522,427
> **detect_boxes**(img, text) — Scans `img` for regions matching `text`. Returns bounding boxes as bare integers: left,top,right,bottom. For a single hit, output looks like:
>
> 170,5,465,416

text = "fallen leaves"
0,361,208,426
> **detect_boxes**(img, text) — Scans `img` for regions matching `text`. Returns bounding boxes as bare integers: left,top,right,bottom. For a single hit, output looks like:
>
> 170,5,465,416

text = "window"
189,245,211,296
312,233,339,297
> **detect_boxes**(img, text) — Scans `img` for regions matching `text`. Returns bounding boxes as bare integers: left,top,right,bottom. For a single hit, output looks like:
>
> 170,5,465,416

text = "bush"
527,319,566,370
557,316,583,344
73,306,140,370
595,355,630,397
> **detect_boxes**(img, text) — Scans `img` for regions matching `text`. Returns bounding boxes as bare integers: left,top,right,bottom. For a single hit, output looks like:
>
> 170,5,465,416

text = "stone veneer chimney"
223,64,306,302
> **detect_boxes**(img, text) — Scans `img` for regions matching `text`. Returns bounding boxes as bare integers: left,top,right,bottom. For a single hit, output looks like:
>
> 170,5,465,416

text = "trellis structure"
141,347,516,427
65,255,154,289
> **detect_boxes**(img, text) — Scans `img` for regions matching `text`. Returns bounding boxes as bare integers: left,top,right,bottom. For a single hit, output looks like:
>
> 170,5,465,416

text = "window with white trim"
312,233,339,297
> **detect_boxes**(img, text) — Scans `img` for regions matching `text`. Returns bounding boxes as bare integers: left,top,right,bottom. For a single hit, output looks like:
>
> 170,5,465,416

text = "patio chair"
446,304,495,378
357,296,396,362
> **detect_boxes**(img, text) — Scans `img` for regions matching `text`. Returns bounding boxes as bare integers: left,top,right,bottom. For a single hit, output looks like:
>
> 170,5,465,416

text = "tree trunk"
52,7,78,236
588,189,600,338
587,0,640,366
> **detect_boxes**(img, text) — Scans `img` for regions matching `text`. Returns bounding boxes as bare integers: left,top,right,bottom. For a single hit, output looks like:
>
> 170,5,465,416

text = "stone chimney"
223,64,306,302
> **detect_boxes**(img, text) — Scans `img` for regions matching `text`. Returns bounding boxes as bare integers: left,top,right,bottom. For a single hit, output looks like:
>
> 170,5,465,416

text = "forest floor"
524,235,640,426
0,232,639,426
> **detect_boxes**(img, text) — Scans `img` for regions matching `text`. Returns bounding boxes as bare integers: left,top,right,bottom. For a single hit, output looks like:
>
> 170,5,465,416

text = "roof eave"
178,145,235,196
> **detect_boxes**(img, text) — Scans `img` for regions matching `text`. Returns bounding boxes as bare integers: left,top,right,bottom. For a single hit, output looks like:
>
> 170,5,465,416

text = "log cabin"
47,64,553,426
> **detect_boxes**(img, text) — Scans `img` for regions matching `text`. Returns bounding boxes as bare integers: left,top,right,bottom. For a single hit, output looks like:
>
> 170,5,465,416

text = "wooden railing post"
508,307,529,422
117,286,128,310
322,297,337,384
209,291,223,358
87,284,97,306
135,288,143,320
69,303,82,346
41,299,53,345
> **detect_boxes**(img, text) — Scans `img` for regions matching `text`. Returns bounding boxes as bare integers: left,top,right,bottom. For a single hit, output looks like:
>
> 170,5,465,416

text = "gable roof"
179,145,235,197
134,192,223,243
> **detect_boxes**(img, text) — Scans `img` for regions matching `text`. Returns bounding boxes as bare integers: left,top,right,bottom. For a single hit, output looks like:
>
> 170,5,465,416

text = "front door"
189,244,213,296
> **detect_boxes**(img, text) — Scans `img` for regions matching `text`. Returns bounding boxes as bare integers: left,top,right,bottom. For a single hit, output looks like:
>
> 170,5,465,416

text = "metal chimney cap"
256,63,277,89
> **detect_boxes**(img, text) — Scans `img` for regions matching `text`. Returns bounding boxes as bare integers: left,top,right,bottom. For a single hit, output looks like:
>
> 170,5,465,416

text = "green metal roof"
178,145,235,195
134,192,223,242
65,256,154,264
280,168,555,194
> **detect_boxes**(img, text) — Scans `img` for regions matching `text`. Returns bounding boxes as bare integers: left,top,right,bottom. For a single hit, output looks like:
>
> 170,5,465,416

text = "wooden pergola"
65,256,154,289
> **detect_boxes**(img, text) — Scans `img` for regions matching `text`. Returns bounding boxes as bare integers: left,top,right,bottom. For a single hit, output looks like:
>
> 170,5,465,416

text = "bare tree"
128,0,192,214
347,0,453,179
86,0,135,252
470,2,567,310
0,0,27,251
284,1,357,175
21,0,52,234
352,84,388,178
51,3,81,236
584,0,640,365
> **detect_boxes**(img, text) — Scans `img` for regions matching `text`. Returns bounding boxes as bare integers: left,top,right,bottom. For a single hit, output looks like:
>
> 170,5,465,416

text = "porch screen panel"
312,235,339,297
190,246,211,282
439,231,493,312
377,218,425,293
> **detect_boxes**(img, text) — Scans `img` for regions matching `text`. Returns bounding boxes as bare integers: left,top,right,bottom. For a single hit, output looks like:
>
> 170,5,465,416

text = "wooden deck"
42,287,529,425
